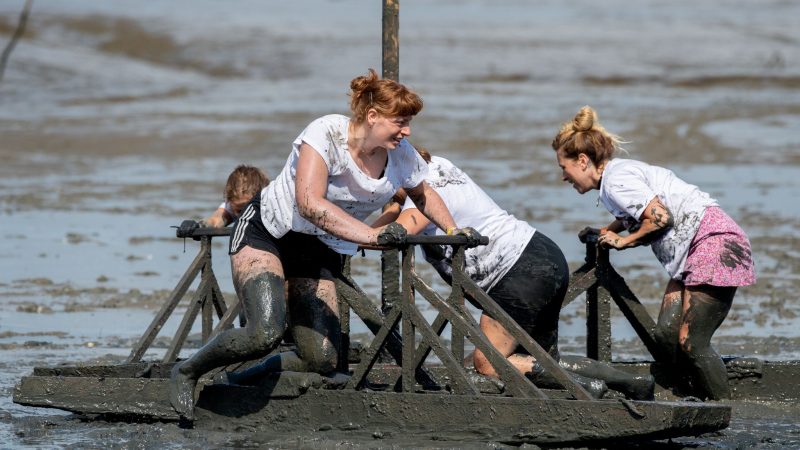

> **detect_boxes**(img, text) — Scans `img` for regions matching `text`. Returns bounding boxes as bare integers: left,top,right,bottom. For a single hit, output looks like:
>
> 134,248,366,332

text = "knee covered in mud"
678,335,713,362
240,273,287,340
653,325,677,348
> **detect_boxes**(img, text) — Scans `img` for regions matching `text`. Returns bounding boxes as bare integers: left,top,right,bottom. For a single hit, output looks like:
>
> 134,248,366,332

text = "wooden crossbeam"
398,295,477,394
336,271,439,386
163,278,208,363
412,276,543,398
461,276,594,401
346,306,403,390
602,265,664,362
127,244,207,363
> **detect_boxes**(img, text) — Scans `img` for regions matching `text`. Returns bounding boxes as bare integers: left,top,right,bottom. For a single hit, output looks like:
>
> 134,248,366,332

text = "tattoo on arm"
650,199,674,229
631,198,674,246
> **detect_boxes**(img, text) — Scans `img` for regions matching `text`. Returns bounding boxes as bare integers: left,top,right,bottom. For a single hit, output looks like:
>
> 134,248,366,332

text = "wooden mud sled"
14,227,737,445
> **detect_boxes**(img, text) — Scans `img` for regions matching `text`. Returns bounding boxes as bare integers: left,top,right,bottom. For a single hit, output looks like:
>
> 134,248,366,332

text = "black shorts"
228,196,345,281
486,231,569,352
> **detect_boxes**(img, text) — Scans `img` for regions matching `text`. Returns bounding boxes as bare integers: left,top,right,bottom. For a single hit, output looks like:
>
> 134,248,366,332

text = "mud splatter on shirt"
599,159,718,280
403,156,534,291
260,114,428,255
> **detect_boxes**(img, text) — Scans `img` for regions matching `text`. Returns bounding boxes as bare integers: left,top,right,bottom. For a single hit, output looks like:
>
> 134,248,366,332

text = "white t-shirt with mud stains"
402,156,535,292
598,158,718,280
261,114,429,255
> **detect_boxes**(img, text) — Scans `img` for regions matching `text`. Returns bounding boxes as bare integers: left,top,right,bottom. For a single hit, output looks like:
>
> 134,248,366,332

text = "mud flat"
3,0,800,447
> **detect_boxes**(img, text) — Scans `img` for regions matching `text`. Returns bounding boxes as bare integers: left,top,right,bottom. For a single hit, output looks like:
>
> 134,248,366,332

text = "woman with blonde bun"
551,106,755,400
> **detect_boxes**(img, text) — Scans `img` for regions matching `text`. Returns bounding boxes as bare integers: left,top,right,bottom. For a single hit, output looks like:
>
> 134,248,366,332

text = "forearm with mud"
601,219,626,234
297,196,381,245
610,198,675,249
612,219,669,248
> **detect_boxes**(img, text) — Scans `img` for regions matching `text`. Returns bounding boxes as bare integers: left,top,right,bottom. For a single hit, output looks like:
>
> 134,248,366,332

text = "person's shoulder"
309,114,348,129
302,115,349,157
425,156,470,187
430,155,452,167
394,139,425,164
605,158,649,177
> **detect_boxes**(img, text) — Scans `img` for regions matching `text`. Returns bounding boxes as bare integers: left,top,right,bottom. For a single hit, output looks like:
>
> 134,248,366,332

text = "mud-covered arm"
295,142,382,245
598,196,674,249
404,181,457,234
580,219,626,242
601,219,626,235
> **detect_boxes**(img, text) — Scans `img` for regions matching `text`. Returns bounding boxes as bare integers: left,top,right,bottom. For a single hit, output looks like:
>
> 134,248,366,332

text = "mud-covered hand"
177,219,201,238
578,226,601,243
597,230,624,250
376,222,408,247
450,226,483,248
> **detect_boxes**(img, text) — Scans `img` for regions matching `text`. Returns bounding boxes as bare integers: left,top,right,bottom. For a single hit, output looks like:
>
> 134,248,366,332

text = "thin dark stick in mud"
0,0,33,82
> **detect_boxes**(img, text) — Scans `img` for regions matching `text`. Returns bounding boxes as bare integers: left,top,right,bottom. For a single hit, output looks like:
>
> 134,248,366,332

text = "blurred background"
1,0,799,446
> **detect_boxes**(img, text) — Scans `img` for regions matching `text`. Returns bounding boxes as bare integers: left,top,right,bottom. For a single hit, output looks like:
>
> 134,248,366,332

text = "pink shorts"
682,207,756,287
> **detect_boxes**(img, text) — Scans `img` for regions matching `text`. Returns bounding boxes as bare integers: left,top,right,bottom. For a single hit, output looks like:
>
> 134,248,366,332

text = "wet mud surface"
2,0,800,447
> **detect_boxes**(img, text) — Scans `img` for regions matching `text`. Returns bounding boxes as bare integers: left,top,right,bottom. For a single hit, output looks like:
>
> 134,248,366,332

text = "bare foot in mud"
169,362,197,421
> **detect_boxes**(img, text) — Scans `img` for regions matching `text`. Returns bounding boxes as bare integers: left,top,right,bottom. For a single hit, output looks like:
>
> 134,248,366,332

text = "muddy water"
1,0,799,447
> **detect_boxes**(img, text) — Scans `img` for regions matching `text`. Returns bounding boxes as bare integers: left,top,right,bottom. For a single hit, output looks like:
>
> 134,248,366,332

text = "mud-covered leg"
654,279,684,364
559,355,655,400
227,351,308,385
288,278,341,375
680,285,735,400
169,246,286,419
527,362,608,399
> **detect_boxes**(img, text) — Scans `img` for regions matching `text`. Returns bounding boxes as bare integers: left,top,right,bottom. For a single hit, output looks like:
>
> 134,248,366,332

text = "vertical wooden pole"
338,257,352,372
450,247,466,363
381,249,400,314
401,247,415,392
587,247,612,362
382,0,399,81
200,237,213,344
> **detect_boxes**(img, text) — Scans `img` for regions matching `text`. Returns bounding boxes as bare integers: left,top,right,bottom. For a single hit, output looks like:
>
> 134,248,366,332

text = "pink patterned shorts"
682,207,756,287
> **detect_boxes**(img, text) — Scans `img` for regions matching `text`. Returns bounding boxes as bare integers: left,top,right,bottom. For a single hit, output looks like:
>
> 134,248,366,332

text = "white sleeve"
604,167,657,221
397,141,429,189
293,117,345,176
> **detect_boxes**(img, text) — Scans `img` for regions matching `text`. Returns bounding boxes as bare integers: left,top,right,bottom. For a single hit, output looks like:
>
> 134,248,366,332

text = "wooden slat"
412,276,544,399
335,273,437,387
162,279,207,363
127,248,206,363
346,307,403,390
460,275,593,401
399,297,477,395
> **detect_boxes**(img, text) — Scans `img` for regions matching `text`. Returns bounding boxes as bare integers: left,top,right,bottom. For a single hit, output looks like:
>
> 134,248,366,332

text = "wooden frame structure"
15,227,734,444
